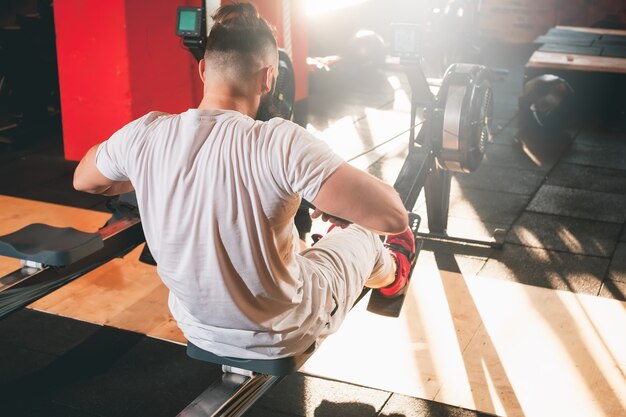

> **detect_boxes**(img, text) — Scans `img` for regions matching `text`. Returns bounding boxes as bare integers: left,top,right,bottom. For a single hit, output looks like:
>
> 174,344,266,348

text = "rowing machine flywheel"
257,49,296,122
433,63,493,173
276,49,296,120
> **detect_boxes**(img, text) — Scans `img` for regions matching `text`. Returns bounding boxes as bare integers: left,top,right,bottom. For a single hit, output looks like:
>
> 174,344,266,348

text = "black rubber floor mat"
535,35,593,47
0,310,221,417
538,44,603,56
598,34,626,45
545,28,600,42
601,46,626,58
0,154,109,212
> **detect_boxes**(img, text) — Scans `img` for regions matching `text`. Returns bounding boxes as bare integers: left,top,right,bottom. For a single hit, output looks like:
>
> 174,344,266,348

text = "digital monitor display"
179,10,198,31
176,7,202,36
391,23,421,59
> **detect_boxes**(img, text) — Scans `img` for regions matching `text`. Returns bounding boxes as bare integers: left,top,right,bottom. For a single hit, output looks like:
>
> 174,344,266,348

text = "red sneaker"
379,227,416,298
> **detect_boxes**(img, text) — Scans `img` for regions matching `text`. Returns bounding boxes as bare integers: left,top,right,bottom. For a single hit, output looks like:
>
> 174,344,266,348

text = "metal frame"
393,62,504,249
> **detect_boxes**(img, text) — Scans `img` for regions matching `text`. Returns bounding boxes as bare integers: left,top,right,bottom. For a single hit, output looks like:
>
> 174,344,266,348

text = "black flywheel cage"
433,64,493,173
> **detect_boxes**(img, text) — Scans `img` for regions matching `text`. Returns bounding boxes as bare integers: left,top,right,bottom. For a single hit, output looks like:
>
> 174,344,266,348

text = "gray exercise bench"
0,223,104,268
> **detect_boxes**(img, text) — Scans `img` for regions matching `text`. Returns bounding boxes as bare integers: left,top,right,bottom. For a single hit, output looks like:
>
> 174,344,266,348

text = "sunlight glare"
557,227,583,254
305,0,370,17
481,357,507,416
514,226,544,248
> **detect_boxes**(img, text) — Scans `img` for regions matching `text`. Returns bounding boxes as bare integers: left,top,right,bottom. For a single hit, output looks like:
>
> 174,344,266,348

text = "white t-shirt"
96,109,344,359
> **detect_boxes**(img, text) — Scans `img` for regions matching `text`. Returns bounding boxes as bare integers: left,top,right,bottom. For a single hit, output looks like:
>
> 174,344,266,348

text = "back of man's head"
204,3,278,81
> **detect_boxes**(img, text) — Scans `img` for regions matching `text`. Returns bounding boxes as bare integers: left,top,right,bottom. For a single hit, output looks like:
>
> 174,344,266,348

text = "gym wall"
480,0,626,43
56,0,203,161
57,0,308,161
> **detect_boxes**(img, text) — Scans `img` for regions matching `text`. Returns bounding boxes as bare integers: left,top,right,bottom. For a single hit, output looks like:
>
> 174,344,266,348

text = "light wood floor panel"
30,245,185,344
527,51,626,74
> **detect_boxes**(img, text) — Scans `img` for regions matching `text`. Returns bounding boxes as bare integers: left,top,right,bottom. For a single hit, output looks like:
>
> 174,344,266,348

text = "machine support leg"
424,163,451,234
393,128,434,211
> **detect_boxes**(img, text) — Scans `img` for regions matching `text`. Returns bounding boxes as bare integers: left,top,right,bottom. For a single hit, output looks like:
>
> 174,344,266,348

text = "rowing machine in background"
391,23,505,249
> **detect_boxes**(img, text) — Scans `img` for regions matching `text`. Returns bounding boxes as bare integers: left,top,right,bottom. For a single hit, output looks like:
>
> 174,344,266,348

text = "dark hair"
205,3,277,75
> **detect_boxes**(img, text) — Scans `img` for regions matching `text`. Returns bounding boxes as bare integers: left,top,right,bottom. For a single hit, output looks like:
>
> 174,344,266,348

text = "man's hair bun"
212,2,260,27
204,2,277,74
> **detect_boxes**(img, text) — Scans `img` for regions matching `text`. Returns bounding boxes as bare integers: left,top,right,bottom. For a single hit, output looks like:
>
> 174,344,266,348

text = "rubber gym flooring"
1,43,625,417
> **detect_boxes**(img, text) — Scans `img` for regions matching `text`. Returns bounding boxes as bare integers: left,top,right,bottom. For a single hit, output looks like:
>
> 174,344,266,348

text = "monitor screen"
176,7,202,37
179,10,198,32
391,24,421,59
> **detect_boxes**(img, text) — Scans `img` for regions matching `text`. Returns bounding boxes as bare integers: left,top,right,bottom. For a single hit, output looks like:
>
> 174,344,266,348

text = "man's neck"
198,92,258,118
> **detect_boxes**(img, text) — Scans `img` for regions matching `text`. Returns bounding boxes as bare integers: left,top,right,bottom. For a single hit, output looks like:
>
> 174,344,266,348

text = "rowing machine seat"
186,342,315,377
0,223,103,267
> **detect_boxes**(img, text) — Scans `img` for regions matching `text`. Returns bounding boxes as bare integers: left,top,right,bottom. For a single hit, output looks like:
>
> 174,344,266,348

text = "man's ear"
261,65,274,94
198,59,206,83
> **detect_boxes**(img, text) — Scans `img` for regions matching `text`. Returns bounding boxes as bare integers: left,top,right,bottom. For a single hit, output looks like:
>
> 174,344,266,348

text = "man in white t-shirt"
73,3,416,359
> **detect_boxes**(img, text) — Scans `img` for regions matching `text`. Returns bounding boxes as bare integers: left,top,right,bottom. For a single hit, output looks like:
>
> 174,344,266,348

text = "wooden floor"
0,196,185,344
2,195,625,417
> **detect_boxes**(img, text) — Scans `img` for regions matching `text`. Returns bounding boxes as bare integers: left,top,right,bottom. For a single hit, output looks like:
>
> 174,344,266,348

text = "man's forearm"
313,163,408,235
99,181,135,196
77,180,134,196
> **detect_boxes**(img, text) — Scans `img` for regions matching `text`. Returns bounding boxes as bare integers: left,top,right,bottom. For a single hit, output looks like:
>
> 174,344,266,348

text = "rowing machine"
394,61,505,248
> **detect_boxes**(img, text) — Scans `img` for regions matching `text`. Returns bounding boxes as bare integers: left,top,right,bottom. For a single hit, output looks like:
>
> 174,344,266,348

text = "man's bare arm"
73,144,134,196
312,162,407,235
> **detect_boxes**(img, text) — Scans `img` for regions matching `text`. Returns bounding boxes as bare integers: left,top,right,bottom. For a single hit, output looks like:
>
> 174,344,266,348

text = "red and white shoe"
379,227,416,298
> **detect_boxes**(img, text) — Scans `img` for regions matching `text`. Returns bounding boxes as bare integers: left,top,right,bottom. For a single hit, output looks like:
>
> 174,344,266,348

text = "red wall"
125,0,203,118
56,0,203,161
55,0,133,161
57,0,307,160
